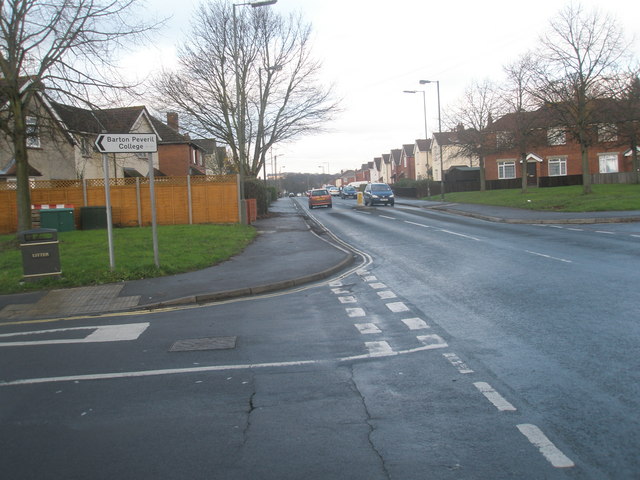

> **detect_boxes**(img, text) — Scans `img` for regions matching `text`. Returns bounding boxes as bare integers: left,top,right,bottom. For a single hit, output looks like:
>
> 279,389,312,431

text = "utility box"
39,208,75,232
19,229,62,281
80,206,109,230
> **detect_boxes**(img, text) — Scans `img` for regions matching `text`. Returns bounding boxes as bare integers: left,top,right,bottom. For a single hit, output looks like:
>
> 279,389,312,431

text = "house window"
598,124,617,143
26,116,40,148
547,127,566,146
598,153,618,173
548,156,567,176
498,160,516,179
496,131,513,149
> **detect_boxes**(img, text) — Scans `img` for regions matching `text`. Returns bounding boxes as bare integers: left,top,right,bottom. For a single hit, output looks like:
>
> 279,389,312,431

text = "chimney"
167,112,179,131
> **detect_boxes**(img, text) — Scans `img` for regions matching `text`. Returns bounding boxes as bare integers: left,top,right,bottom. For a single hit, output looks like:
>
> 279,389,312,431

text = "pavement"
1,197,639,322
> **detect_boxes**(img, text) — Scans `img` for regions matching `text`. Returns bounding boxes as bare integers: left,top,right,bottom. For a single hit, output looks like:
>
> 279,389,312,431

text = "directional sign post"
94,133,159,270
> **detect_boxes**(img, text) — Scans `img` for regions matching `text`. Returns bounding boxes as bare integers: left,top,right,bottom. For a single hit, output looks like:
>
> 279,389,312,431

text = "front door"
526,161,538,186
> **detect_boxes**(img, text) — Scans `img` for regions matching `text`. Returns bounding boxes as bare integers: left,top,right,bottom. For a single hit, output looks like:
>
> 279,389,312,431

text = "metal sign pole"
102,153,115,270
148,155,160,267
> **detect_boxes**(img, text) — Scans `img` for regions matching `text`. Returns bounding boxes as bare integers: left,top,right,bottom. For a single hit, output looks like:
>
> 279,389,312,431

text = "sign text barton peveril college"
95,133,158,153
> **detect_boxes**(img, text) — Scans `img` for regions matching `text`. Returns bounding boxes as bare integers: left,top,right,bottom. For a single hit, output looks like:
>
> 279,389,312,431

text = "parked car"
363,183,394,206
308,188,332,209
328,186,340,196
340,185,358,199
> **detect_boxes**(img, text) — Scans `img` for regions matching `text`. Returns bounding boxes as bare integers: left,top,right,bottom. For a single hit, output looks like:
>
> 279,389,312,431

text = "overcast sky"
127,0,640,175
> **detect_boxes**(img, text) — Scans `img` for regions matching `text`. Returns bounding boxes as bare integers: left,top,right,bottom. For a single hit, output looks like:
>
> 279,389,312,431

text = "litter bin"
39,208,75,232
80,206,109,230
19,229,62,281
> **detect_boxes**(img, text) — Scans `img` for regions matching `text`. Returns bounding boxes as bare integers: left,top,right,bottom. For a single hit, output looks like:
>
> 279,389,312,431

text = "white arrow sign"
0,323,149,347
95,133,157,153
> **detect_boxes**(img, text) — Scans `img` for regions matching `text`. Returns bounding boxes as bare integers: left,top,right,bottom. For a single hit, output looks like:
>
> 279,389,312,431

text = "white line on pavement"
416,334,448,349
517,424,575,468
474,382,517,411
377,290,397,299
0,323,149,347
525,250,572,263
438,229,481,241
338,296,357,304
443,352,473,374
365,341,394,356
386,302,410,313
354,323,382,334
345,308,366,317
401,318,430,330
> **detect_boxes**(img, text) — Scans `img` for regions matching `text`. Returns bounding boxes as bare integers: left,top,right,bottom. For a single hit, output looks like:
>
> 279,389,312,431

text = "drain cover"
169,336,237,352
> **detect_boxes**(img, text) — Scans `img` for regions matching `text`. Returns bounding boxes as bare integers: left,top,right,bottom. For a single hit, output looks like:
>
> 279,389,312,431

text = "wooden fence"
0,175,240,234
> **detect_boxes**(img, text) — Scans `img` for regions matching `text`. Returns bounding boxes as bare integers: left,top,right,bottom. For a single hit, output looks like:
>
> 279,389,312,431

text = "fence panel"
0,175,239,234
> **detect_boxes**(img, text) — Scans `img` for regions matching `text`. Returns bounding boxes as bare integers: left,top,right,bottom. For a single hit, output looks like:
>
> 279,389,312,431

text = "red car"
308,188,332,209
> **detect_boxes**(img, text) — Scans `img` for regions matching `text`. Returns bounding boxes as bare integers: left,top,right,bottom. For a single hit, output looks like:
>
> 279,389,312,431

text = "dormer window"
547,127,566,146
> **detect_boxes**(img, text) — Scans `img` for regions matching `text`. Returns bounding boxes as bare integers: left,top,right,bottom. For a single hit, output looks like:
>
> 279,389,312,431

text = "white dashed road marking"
443,352,473,374
338,296,357,304
474,382,517,411
416,334,448,349
377,290,397,299
525,250,572,263
517,424,575,468
354,323,381,335
345,308,366,318
386,302,410,313
368,282,387,289
365,341,394,356
401,318,430,330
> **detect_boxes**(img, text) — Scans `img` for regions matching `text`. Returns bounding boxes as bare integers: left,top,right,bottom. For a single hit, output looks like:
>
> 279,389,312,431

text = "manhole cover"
169,336,237,352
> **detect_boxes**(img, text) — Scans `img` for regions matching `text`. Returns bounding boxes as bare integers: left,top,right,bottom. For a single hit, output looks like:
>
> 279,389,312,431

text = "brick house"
431,131,478,182
484,101,639,184
151,113,209,176
414,138,432,180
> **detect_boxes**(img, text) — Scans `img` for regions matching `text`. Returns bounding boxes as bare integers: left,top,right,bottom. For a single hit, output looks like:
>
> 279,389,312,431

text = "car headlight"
372,195,379,199
389,194,394,198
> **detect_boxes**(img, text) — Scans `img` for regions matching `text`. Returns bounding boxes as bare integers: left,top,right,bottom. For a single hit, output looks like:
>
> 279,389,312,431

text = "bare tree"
611,72,640,183
152,0,339,180
531,4,630,194
0,0,161,232
447,79,503,191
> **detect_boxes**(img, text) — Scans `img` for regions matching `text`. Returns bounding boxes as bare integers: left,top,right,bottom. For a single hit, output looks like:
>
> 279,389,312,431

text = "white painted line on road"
368,282,387,289
346,308,366,318
416,334,448,349
595,230,614,235
443,352,473,374
386,302,410,313
631,234,640,239
356,269,369,276
517,424,575,468
438,229,481,241
0,323,149,347
404,221,432,228
474,382,516,411
354,323,382,334
363,276,377,282
525,250,572,263
356,210,371,215
365,341,394,356
1,342,455,387
338,296,357,304
331,288,351,295
377,290,397,299
380,215,396,220
401,317,430,330
567,228,583,231
328,280,343,287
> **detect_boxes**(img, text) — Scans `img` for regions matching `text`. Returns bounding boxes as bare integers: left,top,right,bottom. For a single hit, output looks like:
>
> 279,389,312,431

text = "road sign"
95,133,157,153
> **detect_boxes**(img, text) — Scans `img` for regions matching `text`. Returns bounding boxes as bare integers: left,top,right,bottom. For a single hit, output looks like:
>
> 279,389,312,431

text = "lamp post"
403,89,431,197
419,79,444,200
232,0,278,224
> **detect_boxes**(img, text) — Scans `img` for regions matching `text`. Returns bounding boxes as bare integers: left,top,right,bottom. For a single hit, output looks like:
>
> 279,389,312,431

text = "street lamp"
403,90,431,197
232,0,278,224
419,79,444,201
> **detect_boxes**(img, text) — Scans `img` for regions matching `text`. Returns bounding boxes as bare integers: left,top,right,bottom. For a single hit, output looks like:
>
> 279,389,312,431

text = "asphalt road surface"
1,197,638,479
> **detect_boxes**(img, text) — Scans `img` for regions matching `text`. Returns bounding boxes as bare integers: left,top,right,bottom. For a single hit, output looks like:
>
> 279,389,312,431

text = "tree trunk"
11,98,33,233
520,152,528,193
581,143,592,194
479,155,486,191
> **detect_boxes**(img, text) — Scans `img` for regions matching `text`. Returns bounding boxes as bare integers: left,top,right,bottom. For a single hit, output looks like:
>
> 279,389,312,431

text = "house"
380,153,392,183
484,101,639,184
398,144,416,181
431,130,478,181
389,148,402,183
414,139,432,180
337,169,356,186
151,113,209,176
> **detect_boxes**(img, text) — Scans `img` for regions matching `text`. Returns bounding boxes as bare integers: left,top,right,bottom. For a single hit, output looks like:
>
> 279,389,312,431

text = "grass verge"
0,224,256,294
426,184,640,212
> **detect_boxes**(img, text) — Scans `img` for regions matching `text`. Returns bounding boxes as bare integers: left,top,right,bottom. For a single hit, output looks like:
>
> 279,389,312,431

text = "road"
1,196,638,479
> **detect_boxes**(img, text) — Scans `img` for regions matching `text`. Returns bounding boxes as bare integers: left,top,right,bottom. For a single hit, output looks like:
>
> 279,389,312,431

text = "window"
598,153,618,173
547,127,566,146
548,156,567,176
498,160,516,179
598,124,617,143
26,116,40,148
